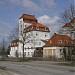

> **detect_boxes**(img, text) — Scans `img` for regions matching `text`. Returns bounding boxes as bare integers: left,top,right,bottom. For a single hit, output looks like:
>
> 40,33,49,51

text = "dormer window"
45,28,48,31
50,40,52,43
36,26,39,30
59,40,62,43
65,40,68,43
20,25,22,29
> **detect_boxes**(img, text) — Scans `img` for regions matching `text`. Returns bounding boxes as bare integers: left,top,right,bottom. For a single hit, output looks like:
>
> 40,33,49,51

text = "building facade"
10,39,19,57
61,17,75,40
10,14,50,57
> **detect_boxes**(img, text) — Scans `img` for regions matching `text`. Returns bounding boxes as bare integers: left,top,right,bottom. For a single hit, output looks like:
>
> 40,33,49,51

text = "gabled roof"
11,39,19,43
19,14,37,20
62,23,74,28
24,22,50,32
44,33,74,47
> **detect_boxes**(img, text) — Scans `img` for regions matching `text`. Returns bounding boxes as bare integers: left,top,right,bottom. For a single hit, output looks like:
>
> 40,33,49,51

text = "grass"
57,62,75,67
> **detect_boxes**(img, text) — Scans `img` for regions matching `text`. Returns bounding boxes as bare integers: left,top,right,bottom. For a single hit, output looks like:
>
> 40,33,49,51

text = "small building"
43,33,74,59
10,39,19,57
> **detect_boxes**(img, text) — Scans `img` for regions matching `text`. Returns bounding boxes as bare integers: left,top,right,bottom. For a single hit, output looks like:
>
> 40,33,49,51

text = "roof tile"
44,33,74,47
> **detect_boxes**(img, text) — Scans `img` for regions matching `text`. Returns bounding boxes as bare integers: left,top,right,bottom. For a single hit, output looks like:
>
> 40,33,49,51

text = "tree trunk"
23,43,25,60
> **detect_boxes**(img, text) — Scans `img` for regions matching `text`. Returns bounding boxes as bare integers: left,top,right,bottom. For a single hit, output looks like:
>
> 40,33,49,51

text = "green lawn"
57,62,75,67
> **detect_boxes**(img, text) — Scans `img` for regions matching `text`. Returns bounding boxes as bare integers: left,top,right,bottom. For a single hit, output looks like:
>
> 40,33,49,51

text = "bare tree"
9,25,19,41
0,38,7,59
60,4,75,24
19,30,30,60
60,4,75,61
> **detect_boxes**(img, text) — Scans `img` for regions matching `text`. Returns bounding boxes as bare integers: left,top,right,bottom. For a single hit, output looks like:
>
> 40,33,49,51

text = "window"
24,48,26,50
25,25,26,28
39,42,41,45
60,49,62,55
45,28,48,31
31,47,33,49
36,32,38,36
24,52,26,56
36,26,39,30
28,47,29,50
45,34,46,37
59,40,62,43
28,52,30,56
31,52,33,55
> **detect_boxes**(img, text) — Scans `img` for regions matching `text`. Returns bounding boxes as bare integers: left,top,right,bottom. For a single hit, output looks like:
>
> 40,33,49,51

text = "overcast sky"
0,0,74,41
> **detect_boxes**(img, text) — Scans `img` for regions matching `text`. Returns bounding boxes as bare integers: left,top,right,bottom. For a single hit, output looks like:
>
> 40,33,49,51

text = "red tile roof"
19,14,37,23
71,17,75,23
19,14,37,20
24,22,50,32
44,33,74,47
11,39,19,47
62,23,74,28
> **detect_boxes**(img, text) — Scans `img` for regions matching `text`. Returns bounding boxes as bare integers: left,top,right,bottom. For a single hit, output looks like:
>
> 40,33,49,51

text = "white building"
10,14,50,57
10,39,19,57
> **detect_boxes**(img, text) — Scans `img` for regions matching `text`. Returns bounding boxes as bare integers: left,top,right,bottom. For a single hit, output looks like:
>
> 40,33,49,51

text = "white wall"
10,46,18,57
18,18,50,57
43,47,64,58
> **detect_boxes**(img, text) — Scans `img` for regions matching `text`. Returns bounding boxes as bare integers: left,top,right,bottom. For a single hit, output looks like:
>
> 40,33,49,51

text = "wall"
43,47,64,58
10,46,18,57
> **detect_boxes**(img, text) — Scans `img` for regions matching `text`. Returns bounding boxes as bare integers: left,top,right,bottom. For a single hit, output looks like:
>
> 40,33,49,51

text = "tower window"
36,32,38,36
36,33,37,36
45,34,46,37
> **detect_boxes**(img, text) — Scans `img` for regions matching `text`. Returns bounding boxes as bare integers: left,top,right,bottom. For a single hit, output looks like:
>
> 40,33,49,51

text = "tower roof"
19,14,37,20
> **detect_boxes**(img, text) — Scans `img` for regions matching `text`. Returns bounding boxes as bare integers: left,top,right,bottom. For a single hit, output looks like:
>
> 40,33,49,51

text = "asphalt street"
0,61,75,75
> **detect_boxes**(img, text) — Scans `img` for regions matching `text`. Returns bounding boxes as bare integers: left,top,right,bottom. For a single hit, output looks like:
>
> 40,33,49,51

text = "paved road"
0,61,75,75
0,69,23,75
